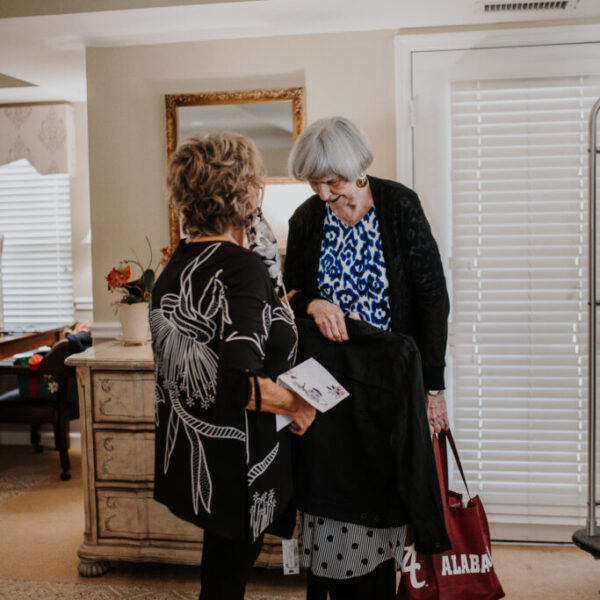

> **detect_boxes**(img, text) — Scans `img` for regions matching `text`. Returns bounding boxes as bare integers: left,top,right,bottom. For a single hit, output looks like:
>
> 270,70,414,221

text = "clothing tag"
281,538,300,575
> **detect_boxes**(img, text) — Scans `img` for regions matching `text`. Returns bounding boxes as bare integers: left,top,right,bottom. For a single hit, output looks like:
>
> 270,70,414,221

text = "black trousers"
306,558,397,600
199,530,263,600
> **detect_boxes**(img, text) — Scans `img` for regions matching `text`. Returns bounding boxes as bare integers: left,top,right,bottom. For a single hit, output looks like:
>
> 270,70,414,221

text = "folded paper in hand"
275,357,349,431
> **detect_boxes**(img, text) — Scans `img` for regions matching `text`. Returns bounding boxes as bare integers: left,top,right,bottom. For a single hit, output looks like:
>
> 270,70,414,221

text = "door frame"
394,23,600,188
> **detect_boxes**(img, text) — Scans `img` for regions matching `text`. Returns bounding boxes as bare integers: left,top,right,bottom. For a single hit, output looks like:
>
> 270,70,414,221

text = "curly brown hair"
167,131,265,237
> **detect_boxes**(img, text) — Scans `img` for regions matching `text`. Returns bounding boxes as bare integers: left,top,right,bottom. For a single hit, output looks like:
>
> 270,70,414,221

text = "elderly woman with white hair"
284,117,450,599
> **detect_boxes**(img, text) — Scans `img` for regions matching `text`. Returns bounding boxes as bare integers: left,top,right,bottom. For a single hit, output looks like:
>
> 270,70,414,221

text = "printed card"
275,358,349,431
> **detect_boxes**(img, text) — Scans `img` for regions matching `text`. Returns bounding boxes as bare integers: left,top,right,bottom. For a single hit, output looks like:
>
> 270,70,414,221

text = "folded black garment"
293,317,450,555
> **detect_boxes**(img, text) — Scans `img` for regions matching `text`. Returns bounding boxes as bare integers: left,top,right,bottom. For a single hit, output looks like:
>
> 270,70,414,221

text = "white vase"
118,302,150,344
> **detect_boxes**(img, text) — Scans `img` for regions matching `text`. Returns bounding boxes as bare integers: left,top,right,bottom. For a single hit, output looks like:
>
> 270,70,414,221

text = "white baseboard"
91,321,121,341
490,521,579,545
74,296,93,311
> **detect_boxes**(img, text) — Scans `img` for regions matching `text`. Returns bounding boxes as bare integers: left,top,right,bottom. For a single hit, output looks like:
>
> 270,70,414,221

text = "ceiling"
0,0,599,104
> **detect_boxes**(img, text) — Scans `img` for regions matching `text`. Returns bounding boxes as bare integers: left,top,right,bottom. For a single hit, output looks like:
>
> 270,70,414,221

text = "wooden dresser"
67,340,284,576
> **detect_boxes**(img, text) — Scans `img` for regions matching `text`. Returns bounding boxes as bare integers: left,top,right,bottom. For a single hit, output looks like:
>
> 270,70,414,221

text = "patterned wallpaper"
0,103,72,174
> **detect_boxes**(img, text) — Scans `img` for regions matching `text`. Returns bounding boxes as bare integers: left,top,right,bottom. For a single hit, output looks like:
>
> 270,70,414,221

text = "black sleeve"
393,339,450,554
216,256,274,410
399,191,450,390
283,206,322,317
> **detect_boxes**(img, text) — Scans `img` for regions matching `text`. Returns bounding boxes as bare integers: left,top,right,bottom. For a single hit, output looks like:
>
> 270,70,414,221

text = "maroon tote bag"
398,430,505,600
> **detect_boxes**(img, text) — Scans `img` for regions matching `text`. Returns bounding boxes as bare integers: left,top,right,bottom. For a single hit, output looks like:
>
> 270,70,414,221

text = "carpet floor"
0,470,49,505
0,579,302,600
0,443,599,599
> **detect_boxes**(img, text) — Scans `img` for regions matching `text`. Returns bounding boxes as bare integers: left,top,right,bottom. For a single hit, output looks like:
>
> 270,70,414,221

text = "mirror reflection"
165,87,305,247
177,101,293,179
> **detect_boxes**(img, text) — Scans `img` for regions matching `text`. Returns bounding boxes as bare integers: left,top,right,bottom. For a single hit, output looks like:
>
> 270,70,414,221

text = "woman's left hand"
426,391,449,435
286,394,317,436
307,298,349,342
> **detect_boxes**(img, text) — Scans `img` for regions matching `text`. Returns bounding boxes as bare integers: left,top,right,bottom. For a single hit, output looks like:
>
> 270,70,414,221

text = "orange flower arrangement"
106,265,132,291
106,239,172,305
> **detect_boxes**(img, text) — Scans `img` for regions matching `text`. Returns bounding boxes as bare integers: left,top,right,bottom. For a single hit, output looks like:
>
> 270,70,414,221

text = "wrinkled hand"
426,391,449,435
307,299,348,342
288,394,317,436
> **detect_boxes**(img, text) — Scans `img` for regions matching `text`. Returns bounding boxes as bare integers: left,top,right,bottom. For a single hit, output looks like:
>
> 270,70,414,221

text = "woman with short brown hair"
152,131,315,600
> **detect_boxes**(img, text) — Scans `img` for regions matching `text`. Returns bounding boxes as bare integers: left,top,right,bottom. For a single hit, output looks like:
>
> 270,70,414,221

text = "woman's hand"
287,394,317,436
247,377,316,435
307,299,348,342
426,391,449,435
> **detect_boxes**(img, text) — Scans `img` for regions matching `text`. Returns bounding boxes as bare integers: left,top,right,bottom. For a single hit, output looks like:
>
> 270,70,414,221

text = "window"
0,158,74,330
450,75,600,535
407,38,600,540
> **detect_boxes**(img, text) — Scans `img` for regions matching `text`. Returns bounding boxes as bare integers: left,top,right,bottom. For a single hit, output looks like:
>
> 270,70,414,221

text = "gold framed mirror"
165,87,306,248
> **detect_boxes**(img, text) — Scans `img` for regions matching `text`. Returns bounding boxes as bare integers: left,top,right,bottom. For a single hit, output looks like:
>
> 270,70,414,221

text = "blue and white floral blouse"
317,205,392,331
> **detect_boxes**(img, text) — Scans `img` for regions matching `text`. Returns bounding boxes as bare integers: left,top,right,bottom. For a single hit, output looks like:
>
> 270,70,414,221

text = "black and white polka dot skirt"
299,512,407,580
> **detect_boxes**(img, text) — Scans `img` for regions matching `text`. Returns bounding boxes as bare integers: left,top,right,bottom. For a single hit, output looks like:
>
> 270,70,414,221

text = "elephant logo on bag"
402,544,426,589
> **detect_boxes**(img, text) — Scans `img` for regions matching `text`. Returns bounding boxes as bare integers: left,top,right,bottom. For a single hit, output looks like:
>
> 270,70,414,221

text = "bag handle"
432,433,448,499
438,429,472,499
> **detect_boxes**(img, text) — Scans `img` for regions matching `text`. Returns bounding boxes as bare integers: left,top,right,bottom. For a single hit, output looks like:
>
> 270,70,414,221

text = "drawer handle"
99,397,112,415
104,513,116,532
101,437,115,474
104,496,118,532
102,456,114,474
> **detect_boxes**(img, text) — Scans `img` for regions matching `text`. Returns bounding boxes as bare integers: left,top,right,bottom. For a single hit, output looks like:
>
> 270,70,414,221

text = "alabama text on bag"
397,429,505,600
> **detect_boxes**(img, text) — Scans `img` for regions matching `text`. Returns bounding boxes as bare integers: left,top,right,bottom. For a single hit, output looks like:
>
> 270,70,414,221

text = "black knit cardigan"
283,175,450,391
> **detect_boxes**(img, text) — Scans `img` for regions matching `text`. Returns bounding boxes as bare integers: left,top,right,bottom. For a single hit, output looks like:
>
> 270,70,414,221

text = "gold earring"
356,173,368,188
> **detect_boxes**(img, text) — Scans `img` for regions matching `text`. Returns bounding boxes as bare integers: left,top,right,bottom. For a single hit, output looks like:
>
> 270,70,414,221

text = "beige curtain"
0,103,73,174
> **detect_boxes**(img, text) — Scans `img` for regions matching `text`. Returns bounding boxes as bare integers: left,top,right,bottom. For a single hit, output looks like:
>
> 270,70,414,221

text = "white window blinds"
450,76,600,534
0,158,74,330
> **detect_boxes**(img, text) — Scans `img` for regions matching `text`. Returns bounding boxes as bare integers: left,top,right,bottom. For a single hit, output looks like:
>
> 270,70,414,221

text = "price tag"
281,538,300,575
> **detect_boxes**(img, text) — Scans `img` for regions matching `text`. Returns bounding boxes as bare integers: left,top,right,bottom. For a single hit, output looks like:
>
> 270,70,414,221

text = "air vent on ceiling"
479,0,579,11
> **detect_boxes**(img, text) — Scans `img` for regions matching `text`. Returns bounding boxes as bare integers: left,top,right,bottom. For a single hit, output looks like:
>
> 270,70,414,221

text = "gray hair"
288,116,374,182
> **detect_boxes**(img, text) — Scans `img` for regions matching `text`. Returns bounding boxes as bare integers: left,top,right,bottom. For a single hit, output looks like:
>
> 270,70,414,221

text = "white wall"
86,30,398,323
70,101,93,324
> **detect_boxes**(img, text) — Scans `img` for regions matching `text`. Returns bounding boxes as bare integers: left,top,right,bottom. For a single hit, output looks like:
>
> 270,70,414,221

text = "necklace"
188,232,239,245
224,231,239,245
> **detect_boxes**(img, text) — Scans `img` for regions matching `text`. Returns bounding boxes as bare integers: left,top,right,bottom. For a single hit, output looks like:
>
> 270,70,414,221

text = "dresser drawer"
94,431,154,481
92,372,155,423
97,490,204,542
